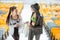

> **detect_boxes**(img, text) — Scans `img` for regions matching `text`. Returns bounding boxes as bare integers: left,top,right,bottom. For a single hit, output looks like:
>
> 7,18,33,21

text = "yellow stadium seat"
51,28,60,40
56,16,60,19
53,20,60,26
0,24,9,32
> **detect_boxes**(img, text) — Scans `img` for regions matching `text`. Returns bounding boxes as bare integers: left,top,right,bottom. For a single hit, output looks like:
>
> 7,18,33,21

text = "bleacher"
39,3,60,40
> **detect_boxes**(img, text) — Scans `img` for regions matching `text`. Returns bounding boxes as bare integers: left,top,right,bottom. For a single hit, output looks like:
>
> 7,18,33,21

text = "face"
31,8,35,13
12,8,18,19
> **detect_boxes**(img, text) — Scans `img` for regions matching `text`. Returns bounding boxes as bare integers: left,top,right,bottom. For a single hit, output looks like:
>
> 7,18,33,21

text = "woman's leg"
28,29,34,40
35,34,40,40
13,27,19,40
34,28,42,40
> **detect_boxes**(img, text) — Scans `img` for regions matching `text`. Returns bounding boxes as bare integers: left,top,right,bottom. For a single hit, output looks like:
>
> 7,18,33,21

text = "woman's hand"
32,22,35,26
15,24,19,28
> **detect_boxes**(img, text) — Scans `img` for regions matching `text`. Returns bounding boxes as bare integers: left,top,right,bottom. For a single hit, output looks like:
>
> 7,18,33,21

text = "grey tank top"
9,15,20,25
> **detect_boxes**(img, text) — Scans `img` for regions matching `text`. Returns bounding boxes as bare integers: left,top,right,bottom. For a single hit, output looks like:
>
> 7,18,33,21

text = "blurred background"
0,0,60,40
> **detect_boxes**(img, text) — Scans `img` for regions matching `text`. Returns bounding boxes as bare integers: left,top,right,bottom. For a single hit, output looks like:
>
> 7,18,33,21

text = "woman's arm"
31,13,36,26
16,16,22,27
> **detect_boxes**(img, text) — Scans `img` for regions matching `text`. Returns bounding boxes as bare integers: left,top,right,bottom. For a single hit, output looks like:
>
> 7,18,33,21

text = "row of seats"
39,3,60,17
39,3,60,40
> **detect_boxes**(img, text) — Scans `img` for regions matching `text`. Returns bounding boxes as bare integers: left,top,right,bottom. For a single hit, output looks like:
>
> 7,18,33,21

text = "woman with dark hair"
28,3,43,40
7,6,21,40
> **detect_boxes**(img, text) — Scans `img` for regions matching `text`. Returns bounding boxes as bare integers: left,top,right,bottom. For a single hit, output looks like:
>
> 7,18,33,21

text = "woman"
7,6,21,40
28,3,43,40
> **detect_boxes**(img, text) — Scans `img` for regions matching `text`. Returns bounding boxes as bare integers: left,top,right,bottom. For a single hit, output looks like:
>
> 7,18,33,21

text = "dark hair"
6,6,16,24
31,3,40,12
30,3,40,26
31,3,40,18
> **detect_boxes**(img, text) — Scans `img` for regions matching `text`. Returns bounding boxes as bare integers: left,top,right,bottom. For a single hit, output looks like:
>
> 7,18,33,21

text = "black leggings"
13,27,19,40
